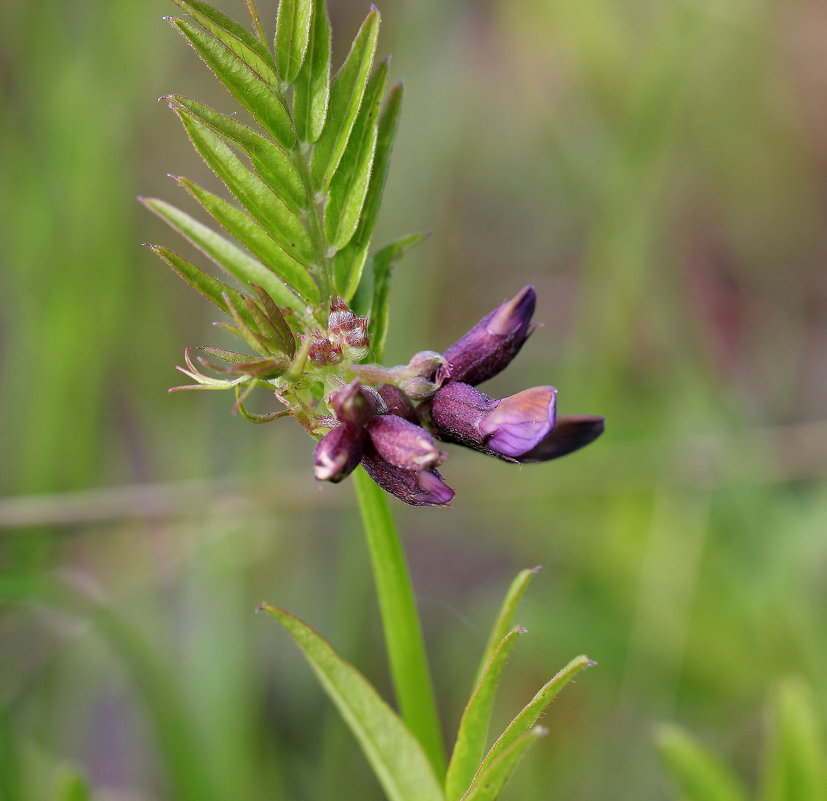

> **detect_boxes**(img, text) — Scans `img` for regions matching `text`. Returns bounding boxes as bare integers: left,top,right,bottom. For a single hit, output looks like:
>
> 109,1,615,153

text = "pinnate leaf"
175,177,317,307
460,727,547,801
261,604,446,801
169,17,295,149
274,0,313,83
170,0,278,85
293,0,331,143
146,244,254,323
310,8,379,190
325,59,388,253
168,95,305,213
445,627,525,801
141,195,306,311
656,725,748,801
173,105,313,266
480,655,594,771
474,567,540,686
335,80,403,301
761,678,827,801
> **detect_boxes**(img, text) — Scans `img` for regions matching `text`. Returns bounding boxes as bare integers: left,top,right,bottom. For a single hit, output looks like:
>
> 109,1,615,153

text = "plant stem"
352,467,446,779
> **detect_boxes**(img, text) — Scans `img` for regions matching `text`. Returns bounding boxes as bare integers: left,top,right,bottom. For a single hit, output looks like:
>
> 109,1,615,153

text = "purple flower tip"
441,286,537,386
368,414,446,470
486,285,536,337
516,414,605,463
480,385,557,458
313,424,365,483
361,450,455,507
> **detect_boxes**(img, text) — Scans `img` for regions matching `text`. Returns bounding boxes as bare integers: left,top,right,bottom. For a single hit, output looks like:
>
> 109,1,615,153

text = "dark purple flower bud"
367,414,447,471
330,380,379,427
313,424,365,483
439,286,536,386
430,381,557,460
377,384,419,424
361,449,455,507
516,415,605,463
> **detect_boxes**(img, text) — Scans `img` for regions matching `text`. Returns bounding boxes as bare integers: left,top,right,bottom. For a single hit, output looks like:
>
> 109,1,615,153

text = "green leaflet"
474,567,540,687
293,0,331,143
168,95,305,214
169,18,295,149
146,244,255,327
761,679,827,801
368,233,429,360
310,9,379,190
460,728,547,801
170,0,278,85
336,81,403,299
143,193,307,311
261,605,446,801
479,655,594,772
176,177,317,306
445,628,525,801
325,60,388,254
274,0,313,83
656,726,747,801
173,106,315,267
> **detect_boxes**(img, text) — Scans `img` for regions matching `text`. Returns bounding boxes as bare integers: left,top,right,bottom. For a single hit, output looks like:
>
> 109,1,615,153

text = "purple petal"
367,414,446,470
330,380,378,427
440,286,536,386
361,450,455,507
480,386,557,458
429,382,497,449
376,384,419,424
517,415,605,463
313,424,365,483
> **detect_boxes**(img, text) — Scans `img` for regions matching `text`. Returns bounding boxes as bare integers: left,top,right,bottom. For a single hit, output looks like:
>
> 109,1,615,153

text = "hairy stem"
352,467,446,778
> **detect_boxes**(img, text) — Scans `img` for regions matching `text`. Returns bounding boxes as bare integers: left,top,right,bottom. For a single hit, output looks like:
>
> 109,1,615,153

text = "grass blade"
324,59,388,253
474,567,540,687
274,0,313,83
293,0,331,143
261,604,446,801
141,195,306,311
170,0,278,85
445,628,525,801
460,727,547,801
168,95,305,214
173,105,313,266
310,8,379,190
761,678,827,801
169,17,295,149
656,725,748,801
335,81,403,300
175,177,317,306
480,655,594,771
368,232,429,359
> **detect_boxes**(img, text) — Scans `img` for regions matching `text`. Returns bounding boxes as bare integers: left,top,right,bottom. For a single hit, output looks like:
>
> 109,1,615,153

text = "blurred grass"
2,0,827,799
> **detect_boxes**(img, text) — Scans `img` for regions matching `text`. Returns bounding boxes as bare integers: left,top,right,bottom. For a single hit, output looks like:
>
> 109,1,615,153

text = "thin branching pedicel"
143,0,604,508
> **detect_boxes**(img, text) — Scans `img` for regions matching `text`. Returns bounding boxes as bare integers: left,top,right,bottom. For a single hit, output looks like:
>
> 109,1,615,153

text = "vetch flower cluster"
311,286,604,506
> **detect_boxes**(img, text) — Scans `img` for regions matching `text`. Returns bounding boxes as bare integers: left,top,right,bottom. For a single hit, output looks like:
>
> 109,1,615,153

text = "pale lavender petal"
480,386,556,457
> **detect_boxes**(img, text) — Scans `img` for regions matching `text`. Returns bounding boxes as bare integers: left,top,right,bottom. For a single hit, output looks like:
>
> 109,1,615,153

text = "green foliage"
264,567,592,801
146,0,414,362
658,679,827,801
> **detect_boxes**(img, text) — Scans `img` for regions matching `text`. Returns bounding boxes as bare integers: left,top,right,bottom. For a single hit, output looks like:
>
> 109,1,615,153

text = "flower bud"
313,424,365,483
361,449,455,507
367,414,446,470
516,414,605,463
330,380,379,427
439,286,536,386
328,297,370,361
431,381,557,460
308,331,343,366
377,384,419,424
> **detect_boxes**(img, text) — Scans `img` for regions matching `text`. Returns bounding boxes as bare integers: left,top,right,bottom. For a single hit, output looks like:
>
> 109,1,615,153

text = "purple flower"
361,448,455,507
516,414,605,463
313,424,365,483
430,382,558,460
367,414,447,471
438,286,536,386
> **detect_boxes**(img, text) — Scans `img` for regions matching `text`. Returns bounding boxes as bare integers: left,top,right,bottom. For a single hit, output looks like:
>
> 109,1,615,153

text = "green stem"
352,467,446,779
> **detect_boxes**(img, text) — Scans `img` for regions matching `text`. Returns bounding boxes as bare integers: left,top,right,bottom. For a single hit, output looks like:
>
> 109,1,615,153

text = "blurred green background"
2,0,826,799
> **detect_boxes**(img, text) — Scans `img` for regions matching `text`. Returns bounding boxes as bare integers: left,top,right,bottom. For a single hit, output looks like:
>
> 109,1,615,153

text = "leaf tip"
529,564,543,574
